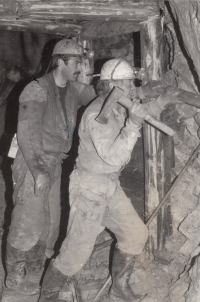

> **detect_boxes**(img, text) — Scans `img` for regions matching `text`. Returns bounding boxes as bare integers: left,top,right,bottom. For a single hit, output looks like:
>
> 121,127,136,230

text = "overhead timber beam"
0,16,81,35
0,0,159,22
0,0,159,35
0,0,81,35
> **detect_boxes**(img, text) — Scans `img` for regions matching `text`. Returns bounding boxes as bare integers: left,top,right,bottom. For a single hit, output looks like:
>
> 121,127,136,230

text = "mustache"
74,71,80,76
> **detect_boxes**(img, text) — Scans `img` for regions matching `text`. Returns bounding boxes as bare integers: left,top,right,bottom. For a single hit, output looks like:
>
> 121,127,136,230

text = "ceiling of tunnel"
0,0,160,37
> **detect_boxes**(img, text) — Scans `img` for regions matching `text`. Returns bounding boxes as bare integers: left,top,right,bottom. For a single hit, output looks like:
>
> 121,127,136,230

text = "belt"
45,151,68,162
76,166,120,179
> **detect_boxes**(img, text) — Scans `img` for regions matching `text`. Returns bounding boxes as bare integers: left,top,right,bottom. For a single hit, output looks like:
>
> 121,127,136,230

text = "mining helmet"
52,39,84,57
100,58,134,81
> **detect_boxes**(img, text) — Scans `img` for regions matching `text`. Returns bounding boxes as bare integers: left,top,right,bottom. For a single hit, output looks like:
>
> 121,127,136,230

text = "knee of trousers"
7,232,40,252
53,242,95,277
53,256,86,277
119,223,148,255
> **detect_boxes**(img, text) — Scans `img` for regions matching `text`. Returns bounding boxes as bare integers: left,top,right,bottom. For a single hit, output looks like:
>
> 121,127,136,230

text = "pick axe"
96,87,176,136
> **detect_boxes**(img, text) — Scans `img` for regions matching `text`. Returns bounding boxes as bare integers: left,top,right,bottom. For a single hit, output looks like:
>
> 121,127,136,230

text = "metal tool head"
95,86,124,124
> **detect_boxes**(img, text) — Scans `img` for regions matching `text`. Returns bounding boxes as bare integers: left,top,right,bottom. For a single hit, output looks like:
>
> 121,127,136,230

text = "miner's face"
61,56,82,82
114,79,135,98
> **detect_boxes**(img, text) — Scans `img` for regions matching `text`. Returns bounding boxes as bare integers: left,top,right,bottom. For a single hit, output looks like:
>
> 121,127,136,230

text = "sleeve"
87,112,141,167
17,81,49,179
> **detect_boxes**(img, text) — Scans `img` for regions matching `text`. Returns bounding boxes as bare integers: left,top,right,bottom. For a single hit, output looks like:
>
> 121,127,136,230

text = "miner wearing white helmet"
3,38,96,297
39,58,178,302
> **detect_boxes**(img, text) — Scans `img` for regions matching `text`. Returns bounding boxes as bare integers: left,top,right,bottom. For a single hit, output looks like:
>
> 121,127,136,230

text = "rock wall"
134,6,200,301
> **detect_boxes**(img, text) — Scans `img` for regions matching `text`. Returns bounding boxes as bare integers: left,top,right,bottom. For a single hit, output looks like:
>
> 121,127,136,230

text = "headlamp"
83,48,94,59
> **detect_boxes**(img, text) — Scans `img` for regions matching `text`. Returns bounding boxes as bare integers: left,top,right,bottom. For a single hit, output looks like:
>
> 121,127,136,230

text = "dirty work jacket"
76,96,140,173
76,95,162,173
16,72,96,179
53,95,151,275
8,72,96,254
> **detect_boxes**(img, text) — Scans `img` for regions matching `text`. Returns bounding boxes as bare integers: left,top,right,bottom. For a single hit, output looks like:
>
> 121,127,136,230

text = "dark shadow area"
133,31,141,68
0,77,32,271
107,230,117,273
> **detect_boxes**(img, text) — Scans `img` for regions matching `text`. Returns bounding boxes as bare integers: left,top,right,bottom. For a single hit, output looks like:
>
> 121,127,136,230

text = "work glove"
156,86,180,109
145,87,180,117
34,172,51,197
128,99,148,127
137,80,167,99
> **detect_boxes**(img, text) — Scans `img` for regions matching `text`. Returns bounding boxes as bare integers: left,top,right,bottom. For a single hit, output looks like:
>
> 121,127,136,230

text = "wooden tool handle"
144,114,175,136
118,95,176,136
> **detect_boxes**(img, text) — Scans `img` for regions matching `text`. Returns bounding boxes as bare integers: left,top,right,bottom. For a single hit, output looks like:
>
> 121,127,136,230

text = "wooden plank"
12,0,159,22
81,21,139,39
140,16,165,259
40,0,156,3
0,16,81,35
162,135,174,242
2,0,15,15
15,0,158,5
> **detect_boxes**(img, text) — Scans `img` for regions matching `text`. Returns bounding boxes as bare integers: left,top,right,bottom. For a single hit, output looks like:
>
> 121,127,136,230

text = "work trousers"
54,168,148,276
7,152,62,258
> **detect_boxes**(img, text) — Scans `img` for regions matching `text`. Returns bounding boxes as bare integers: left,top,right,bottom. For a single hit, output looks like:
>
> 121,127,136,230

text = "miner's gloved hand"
138,80,167,99
129,99,148,127
34,173,51,197
156,86,180,109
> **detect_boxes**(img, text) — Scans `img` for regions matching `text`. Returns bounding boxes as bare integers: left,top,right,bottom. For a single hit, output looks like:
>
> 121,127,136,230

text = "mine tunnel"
0,1,200,302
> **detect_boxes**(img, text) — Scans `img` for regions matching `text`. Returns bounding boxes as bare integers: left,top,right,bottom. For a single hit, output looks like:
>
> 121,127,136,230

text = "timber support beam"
140,16,173,259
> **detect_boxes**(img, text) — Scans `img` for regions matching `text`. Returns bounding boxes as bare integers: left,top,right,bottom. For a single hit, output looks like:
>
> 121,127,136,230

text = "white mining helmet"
100,58,134,81
52,39,84,57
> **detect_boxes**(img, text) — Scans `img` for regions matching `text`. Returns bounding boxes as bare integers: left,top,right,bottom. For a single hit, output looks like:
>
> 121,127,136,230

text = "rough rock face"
162,4,200,300
167,117,200,302
93,34,133,62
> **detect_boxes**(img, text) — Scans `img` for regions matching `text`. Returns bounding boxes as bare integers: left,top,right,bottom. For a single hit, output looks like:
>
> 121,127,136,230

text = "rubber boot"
25,241,47,286
5,242,41,295
109,247,144,302
39,261,72,302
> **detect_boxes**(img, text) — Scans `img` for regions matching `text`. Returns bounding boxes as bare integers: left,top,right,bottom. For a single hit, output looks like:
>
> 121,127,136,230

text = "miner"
4,39,96,295
39,58,178,302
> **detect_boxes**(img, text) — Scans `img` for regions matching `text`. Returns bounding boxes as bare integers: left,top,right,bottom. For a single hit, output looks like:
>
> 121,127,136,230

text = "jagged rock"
185,256,200,302
169,276,190,302
179,204,200,243
179,239,198,256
